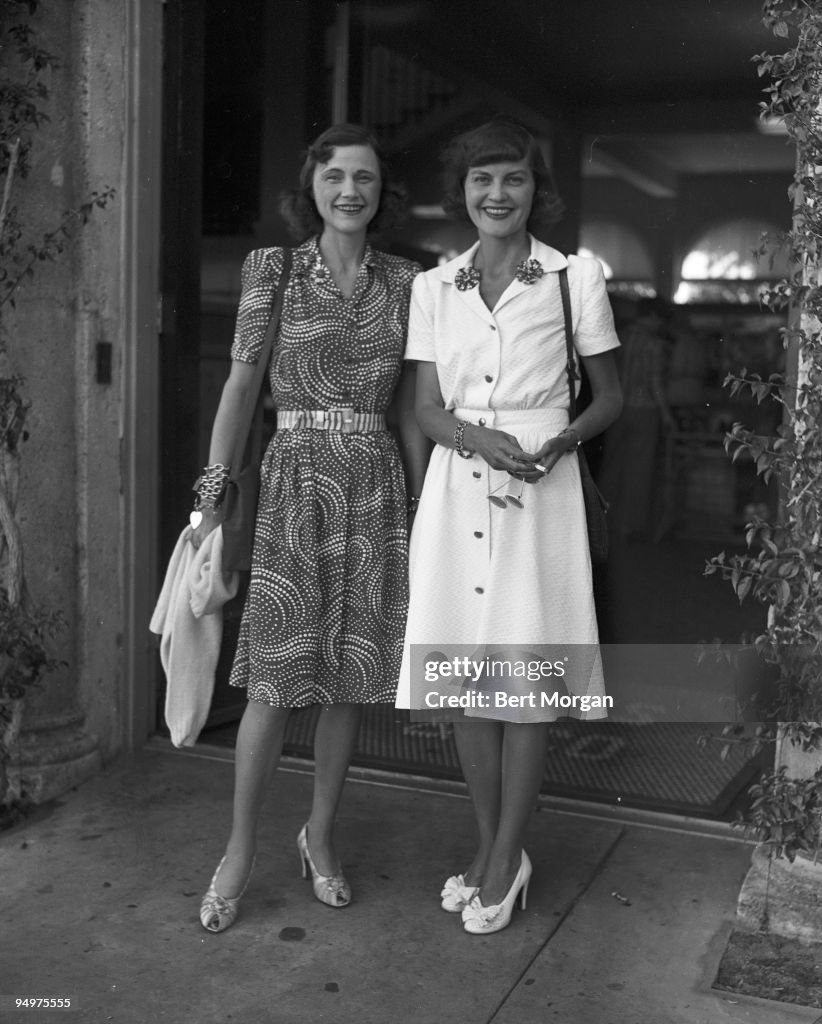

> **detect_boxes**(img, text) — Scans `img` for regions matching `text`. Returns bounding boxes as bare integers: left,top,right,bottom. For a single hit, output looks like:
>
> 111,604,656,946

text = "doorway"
158,0,789,819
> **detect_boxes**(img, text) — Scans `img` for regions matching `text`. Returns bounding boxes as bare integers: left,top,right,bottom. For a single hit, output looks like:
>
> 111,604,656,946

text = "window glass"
675,218,788,304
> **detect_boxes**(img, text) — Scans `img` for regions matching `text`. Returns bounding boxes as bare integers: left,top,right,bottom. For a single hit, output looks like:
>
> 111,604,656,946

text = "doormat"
713,930,822,1008
540,720,763,817
199,706,762,819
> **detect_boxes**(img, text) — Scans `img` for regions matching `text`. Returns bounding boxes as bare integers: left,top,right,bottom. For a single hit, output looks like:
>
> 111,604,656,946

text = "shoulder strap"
558,266,579,422
230,247,293,473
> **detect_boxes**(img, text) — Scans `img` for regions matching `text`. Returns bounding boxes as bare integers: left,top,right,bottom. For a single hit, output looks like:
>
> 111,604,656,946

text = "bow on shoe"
461,893,504,928
200,890,237,931
441,874,480,911
317,875,350,906
460,851,531,934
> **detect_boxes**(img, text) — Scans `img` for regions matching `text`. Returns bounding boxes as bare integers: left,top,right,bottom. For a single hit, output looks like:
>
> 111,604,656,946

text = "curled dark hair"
278,123,407,241
440,117,564,231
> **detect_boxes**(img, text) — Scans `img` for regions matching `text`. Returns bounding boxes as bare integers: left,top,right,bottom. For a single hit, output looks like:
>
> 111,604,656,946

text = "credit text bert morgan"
423,690,612,711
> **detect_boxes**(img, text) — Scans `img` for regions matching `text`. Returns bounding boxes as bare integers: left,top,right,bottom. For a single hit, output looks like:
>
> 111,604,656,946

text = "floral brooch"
454,266,481,291
515,257,545,285
309,257,331,286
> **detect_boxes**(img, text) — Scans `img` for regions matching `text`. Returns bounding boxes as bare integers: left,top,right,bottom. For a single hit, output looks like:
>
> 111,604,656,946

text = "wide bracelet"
454,419,474,459
193,482,228,511
192,463,230,511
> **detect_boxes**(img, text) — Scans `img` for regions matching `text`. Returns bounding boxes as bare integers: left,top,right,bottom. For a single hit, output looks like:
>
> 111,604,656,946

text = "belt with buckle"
277,408,386,433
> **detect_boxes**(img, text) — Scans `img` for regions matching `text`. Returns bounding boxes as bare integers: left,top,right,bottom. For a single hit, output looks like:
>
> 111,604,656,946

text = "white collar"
438,235,568,284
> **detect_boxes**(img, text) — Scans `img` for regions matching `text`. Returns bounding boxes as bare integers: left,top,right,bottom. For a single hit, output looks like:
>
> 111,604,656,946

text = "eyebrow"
319,166,377,175
467,170,529,180
468,167,528,175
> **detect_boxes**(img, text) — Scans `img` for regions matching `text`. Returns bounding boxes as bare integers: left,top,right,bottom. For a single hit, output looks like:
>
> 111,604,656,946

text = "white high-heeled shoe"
199,854,255,933
440,874,480,913
461,850,532,935
297,824,351,908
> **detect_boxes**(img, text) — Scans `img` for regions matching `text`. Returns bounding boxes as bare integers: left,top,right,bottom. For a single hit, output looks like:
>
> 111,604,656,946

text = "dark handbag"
221,464,261,574
558,267,610,565
221,248,292,572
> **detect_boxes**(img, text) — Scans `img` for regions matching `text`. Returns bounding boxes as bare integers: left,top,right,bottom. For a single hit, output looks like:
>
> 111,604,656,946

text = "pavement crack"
486,825,627,1024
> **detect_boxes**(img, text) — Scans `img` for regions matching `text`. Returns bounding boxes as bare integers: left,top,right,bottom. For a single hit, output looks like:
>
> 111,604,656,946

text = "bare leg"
453,719,503,884
304,702,363,875
214,699,290,897
478,721,549,906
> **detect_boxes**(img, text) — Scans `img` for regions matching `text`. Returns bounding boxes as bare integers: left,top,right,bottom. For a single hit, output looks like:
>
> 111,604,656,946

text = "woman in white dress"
398,118,622,934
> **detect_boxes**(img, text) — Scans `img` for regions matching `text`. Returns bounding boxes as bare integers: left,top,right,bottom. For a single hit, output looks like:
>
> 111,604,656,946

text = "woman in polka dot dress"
193,124,427,932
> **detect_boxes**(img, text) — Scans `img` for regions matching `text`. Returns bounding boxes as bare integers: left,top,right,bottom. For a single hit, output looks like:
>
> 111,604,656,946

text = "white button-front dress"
397,237,620,722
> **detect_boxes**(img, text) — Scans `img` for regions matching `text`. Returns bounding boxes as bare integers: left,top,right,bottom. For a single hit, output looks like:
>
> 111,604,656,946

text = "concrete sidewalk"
2,743,819,1024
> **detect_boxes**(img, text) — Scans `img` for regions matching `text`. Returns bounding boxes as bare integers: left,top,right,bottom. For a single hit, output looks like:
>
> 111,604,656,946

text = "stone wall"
7,0,134,800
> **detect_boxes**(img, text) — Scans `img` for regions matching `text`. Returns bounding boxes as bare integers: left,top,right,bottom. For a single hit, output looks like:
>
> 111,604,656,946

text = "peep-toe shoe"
440,873,480,913
461,850,532,935
199,854,255,933
297,824,351,908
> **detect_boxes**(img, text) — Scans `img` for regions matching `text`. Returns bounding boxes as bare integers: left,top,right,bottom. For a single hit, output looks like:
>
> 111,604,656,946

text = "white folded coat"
149,526,240,746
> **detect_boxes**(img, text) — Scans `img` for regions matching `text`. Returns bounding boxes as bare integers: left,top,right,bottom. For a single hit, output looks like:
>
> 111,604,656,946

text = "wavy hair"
440,117,564,231
278,123,407,241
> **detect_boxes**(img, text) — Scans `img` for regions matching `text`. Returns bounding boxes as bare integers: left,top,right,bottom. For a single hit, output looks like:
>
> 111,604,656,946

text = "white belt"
277,408,387,433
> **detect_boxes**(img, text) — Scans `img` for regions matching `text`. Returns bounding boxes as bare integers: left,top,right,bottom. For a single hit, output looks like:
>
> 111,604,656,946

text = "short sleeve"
386,256,422,343
568,255,620,357
230,248,285,364
404,271,436,362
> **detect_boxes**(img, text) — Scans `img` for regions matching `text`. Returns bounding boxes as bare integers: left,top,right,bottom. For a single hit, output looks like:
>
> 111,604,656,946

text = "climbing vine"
704,0,822,858
0,0,112,820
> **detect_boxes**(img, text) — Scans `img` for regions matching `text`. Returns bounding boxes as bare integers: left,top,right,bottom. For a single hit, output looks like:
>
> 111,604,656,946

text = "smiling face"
463,160,535,242
311,144,382,239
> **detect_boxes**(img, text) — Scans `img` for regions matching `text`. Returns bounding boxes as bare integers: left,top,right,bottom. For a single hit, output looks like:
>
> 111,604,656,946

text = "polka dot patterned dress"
228,238,421,706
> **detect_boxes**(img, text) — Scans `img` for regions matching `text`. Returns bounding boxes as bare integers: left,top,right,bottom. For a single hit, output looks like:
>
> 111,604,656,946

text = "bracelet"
454,419,474,459
193,463,231,511
193,480,228,510
407,495,420,514
557,427,582,451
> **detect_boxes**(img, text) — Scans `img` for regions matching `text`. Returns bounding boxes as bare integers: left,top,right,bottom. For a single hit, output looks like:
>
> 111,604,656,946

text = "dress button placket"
470,463,490,601
472,317,498,603
487,320,499,398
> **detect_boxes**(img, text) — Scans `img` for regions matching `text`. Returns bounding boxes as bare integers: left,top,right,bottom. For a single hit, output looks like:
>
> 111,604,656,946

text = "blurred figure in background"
598,296,676,541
